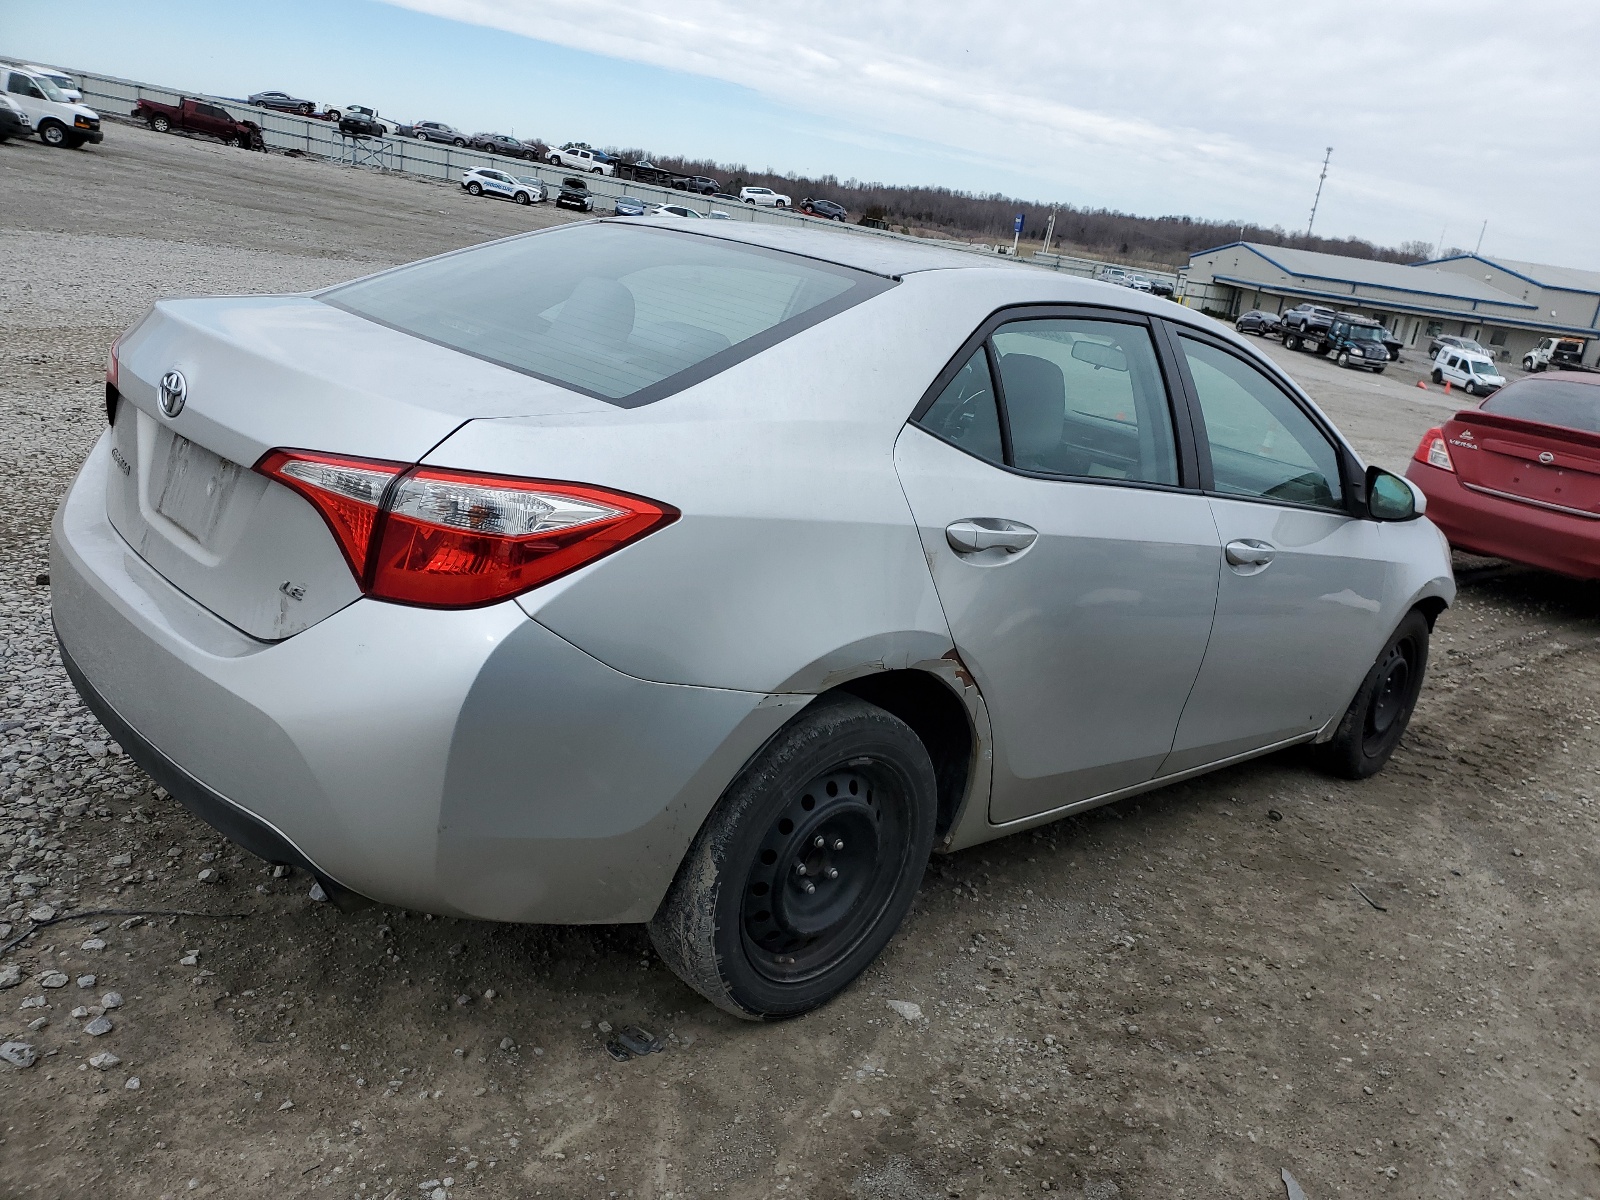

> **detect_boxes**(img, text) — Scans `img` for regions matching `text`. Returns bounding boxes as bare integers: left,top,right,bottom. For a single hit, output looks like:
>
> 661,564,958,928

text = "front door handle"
1224,538,1275,568
946,518,1038,555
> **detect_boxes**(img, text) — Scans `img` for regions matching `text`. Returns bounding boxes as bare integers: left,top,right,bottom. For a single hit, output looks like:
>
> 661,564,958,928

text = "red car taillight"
256,450,676,608
1412,426,1454,473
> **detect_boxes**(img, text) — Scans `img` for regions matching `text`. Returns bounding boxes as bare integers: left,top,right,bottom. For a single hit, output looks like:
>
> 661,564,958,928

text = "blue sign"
1014,213,1025,234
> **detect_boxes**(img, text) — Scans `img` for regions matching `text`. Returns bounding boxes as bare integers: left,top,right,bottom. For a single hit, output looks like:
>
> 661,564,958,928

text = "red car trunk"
1443,409,1600,518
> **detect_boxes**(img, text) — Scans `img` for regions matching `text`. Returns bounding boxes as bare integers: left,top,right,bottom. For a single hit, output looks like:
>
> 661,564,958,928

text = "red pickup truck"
131,97,263,149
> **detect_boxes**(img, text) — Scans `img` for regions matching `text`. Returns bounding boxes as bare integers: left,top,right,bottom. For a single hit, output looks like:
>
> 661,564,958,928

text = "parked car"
460,168,544,204
0,93,31,142
1327,314,1391,373
15,64,80,102
547,144,613,175
247,90,317,116
396,120,466,145
740,186,791,209
1523,336,1589,373
613,195,648,216
554,176,594,211
1127,274,1153,292
800,198,848,221
468,132,531,158
1431,348,1505,396
1428,333,1487,359
132,97,261,149
673,175,720,195
617,159,679,187
2,67,101,148
647,204,703,218
1234,310,1280,335
63,221,1451,1020
338,106,387,138
1407,372,1600,577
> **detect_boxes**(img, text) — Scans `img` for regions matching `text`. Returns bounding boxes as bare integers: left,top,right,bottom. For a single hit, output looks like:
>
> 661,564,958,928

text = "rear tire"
298,103,313,116
149,115,171,134
1315,610,1430,780
326,109,341,121
649,695,937,1020
1285,333,1301,351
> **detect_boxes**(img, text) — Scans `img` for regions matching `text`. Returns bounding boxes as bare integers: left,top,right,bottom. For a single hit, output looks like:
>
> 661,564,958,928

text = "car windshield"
30,74,68,102
322,223,891,405
1469,360,1498,375
1482,379,1600,431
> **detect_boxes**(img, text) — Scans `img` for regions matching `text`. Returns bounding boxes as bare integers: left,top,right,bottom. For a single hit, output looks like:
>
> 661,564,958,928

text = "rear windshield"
322,224,890,406
1481,379,1600,432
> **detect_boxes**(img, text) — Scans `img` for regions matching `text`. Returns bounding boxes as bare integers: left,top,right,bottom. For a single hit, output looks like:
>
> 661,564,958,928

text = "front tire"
1465,381,1479,396
1337,351,1350,368
1315,610,1429,779
38,121,69,147
326,109,341,121
466,181,482,195
514,190,530,205
649,695,937,1020
298,103,313,116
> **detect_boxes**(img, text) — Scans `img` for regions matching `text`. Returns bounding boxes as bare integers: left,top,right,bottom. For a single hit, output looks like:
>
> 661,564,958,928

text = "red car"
1406,371,1600,578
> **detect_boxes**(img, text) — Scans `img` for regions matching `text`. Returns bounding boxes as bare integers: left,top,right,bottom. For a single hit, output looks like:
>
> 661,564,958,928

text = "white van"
1431,347,1505,396
18,64,81,102
1,66,101,147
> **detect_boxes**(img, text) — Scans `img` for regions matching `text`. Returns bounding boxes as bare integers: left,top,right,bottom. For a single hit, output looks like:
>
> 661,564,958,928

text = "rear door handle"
946,518,1038,555
1224,538,1275,568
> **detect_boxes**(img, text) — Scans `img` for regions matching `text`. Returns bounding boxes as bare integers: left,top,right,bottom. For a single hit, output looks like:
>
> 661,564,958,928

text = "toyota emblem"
1539,451,1555,464
158,370,187,418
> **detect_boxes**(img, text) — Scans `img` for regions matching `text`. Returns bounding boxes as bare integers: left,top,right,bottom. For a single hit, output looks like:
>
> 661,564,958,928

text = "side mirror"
1365,465,1425,521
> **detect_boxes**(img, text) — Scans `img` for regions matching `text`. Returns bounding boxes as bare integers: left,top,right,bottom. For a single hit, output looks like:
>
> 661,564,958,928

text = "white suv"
739,186,791,208
547,144,614,176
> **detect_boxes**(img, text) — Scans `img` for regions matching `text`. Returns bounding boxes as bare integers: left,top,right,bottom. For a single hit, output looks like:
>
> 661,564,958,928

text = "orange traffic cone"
1416,380,1427,389
1444,381,1452,393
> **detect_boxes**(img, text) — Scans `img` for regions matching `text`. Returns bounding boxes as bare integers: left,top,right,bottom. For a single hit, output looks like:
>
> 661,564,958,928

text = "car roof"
1541,371,1600,385
603,218,1023,278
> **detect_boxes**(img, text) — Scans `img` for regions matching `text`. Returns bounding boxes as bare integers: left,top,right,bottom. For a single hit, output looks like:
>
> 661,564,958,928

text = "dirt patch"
1,127,1597,1200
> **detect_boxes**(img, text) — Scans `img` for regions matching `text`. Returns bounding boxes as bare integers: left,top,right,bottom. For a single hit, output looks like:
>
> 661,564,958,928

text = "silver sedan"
53,220,1453,1018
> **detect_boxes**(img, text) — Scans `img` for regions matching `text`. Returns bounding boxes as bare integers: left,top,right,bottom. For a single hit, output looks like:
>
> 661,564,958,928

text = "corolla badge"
158,370,187,418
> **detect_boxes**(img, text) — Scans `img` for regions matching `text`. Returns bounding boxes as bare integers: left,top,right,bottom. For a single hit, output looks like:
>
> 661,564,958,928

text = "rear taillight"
1412,426,1454,473
258,450,404,577
105,335,122,425
256,451,675,608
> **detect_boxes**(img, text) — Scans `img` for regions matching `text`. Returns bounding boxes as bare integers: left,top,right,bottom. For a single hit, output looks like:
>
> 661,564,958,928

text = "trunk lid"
1443,408,1600,519
106,294,615,640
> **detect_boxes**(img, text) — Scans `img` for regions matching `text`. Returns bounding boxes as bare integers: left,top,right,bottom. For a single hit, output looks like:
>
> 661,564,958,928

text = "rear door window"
991,318,1179,485
917,347,1003,465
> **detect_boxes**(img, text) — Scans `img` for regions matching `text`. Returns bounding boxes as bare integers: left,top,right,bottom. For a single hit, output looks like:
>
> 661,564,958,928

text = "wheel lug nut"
795,863,807,876
827,867,839,880
802,880,816,894
813,835,825,848
833,839,844,851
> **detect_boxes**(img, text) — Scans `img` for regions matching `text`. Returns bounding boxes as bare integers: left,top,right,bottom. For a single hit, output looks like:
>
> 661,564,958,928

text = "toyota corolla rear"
50,221,924,922
1405,373,1600,578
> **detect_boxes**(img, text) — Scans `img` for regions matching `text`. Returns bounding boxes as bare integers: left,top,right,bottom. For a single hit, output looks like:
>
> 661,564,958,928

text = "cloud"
378,0,1600,262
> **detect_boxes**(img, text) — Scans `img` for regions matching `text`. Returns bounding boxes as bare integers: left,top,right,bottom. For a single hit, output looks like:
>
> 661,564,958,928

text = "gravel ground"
1,125,1598,1200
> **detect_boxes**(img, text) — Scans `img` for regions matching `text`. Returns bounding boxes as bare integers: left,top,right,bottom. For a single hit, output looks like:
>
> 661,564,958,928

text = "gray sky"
385,0,1600,266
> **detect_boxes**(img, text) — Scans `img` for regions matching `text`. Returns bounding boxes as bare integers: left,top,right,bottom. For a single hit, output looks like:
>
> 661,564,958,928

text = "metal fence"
30,60,1178,282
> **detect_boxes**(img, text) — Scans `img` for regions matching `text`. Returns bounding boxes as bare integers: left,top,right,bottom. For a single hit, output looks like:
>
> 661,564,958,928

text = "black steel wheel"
1285,332,1301,351
650,694,937,1019
1316,609,1430,779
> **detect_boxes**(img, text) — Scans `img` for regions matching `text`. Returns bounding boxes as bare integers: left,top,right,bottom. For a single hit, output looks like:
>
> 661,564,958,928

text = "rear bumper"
51,432,803,923
1407,460,1600,579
